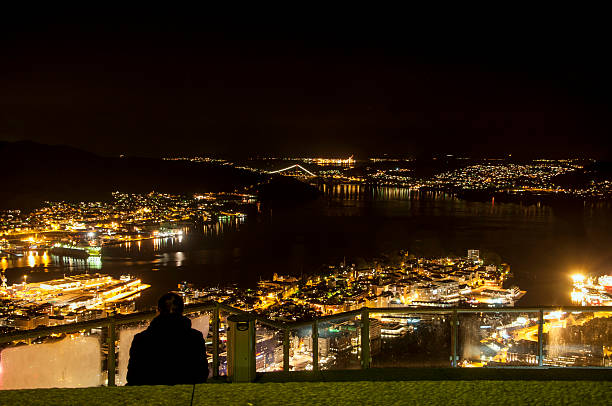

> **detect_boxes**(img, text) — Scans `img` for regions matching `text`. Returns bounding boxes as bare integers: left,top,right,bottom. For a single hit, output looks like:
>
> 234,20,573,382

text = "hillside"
0,141,264,209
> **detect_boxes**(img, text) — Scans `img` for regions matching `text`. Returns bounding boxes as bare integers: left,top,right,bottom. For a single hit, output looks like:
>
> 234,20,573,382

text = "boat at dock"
50,244,101,259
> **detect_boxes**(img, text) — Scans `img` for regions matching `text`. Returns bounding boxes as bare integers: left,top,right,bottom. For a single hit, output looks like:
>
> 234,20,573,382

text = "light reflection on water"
321,184,426,201
1,218,242,275
54,255,103,270
110,219,243,256
1,252,103,285
2,188,612,309
3,250,53,270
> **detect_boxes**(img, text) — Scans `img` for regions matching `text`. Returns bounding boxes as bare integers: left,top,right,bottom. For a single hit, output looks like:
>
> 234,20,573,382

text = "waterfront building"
467,249,480,261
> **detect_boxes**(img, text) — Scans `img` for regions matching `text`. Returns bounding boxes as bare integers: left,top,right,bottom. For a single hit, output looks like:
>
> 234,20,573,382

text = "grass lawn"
0,381,610,405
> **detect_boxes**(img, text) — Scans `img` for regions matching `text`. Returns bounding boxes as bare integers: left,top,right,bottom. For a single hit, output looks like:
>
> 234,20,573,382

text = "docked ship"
571,274,612,306
50,244,101,259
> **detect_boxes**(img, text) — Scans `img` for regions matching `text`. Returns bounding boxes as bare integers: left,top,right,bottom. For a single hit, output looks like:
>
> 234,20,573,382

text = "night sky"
2,15,611,159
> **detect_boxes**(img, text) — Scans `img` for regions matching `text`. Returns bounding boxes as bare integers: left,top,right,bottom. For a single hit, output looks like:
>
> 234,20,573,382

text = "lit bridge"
268,164,317,178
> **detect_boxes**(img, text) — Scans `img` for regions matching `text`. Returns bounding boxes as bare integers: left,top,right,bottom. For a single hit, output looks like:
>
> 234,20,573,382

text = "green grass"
1,381,610,405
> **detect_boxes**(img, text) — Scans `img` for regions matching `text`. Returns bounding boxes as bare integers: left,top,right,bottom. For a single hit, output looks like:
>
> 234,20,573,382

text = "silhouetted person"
126,292,208,385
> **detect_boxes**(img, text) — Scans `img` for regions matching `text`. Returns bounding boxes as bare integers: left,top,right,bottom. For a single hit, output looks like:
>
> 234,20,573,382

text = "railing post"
283,326,290,372
361,307,370,369
451,309,458,367
107,316,116,386
312,320,319,372
213,303,220,378
538,308,544,367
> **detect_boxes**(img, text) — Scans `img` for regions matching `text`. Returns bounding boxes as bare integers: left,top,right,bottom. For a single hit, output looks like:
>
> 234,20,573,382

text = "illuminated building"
0,274,150,330
467,250,480,261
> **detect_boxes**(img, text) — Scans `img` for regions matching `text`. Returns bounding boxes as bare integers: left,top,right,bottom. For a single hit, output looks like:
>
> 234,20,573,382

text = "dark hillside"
0,141,264,209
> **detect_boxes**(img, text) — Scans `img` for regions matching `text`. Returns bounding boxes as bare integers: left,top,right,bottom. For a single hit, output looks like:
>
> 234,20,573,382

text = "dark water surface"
5,186,612,309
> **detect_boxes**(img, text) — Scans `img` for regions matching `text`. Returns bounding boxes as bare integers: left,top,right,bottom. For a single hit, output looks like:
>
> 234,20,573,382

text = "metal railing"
0,303,610,387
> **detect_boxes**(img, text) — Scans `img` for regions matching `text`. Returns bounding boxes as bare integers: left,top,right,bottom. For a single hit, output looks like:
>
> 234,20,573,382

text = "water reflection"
54,255,103,271
321,184,425,201
27,252,36,268
2,190,612,309
319,184,554,218
3,250,53,269
0,250,102,279
107,218,244,259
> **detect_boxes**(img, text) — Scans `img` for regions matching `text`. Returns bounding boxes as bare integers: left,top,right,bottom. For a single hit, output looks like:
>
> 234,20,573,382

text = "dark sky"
2,13,611,159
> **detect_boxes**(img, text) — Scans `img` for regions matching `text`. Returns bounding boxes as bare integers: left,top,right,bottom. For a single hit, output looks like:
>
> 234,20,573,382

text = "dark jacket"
126,313,208,385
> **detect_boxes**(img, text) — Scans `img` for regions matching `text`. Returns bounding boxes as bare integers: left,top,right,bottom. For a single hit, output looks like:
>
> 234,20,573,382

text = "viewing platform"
0,301,610,404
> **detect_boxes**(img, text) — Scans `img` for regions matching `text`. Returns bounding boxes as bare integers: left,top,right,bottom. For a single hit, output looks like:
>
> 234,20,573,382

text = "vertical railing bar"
538,308,544,367
213,303,220,378
451,309,458,368
107,315,116,386
361,307,370,369
312,320,319,372
249,317,256,380
283,326,290,372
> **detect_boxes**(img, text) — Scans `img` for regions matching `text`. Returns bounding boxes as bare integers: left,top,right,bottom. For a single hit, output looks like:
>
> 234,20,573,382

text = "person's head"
157,292,184,315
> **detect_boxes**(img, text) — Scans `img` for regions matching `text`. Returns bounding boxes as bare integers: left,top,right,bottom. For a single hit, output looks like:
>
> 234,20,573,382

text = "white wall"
0,336,102,390
0,314,210,390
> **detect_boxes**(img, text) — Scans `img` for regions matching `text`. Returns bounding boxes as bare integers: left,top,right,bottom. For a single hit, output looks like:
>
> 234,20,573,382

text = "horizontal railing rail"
2,303,606,344
367,305,610,313
1,302,610,387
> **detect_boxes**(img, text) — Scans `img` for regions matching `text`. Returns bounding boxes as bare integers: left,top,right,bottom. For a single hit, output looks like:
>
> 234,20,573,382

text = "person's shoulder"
186,328,206,345
132,327,154,344
134,328,151,338
188,327,205,338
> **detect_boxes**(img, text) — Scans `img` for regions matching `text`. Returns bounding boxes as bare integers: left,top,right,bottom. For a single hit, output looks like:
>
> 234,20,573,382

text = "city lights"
570,273,612,306
178,250,523,322
1,18,612,397
0,191,254,255
0,273,150,329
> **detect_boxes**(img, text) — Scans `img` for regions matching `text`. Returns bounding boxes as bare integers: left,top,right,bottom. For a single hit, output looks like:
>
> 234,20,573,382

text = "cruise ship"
50,243,101,258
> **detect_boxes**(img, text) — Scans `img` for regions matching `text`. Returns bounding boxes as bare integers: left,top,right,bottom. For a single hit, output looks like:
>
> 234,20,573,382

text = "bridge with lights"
268,164,317,178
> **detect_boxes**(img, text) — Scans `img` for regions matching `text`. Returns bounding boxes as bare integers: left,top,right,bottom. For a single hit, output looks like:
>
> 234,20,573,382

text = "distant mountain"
251,176,321,207
552,160,612,189
587,161,612,177
0,141,264,210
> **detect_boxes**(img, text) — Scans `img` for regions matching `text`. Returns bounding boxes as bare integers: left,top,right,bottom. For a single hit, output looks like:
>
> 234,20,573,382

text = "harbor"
0,273,150,331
